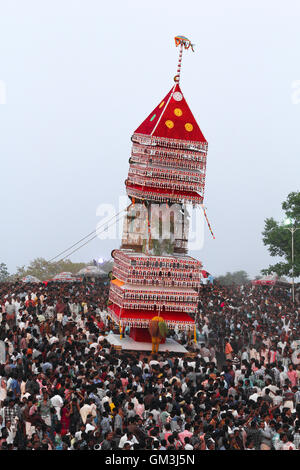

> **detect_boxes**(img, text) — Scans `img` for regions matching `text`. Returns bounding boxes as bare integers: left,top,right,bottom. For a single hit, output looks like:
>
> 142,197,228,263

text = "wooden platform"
106,333,188,353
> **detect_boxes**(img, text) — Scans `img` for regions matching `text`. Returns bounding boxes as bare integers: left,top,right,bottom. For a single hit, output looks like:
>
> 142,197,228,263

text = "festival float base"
106,333,188,353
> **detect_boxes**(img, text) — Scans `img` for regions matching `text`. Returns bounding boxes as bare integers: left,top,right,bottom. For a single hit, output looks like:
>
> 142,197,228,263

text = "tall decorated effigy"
108,37,208,352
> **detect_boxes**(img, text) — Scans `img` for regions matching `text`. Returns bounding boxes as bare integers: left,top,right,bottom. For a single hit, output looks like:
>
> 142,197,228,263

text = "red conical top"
134,83,207,144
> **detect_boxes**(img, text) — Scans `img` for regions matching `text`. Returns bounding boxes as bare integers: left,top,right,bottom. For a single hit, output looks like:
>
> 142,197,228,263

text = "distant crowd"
0,278,299,450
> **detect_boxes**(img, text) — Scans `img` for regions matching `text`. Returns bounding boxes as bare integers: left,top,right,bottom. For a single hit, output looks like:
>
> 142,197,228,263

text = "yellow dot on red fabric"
185,122,193,132
174,108,183,117
165,120,174,129
159,101,165,108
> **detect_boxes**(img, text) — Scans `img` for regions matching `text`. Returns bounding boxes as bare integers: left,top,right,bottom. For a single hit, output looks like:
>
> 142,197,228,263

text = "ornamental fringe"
111,273,202,289
113,249,202,267
127,174,205,192
112,266,202,281
110,284,198,301
131,155,203,172
108,308,195,332
131,144,207,164
108,299,198,313
126,185,203,205
132,133,208,153
129,164,205,182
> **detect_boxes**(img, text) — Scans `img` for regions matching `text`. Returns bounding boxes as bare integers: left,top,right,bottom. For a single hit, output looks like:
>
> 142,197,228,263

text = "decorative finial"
174,35,195,83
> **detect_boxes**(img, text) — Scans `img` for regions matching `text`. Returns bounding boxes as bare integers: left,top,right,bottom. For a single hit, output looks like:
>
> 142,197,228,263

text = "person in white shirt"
85,417,96,433
277,340,286,352
272,390,283,409
234,368,245,386
5,419,17,445
280,433,296,450
150,407,160,423
50,393,64,420
13,297,22,316
184,441,194,450
80,399,97,424
149,359,160,368
279,367,289,387
241,348,249,362
25,292,37,302
291,349,300,366
249,388,260,402
250,347,260,361
74,424,86,442
118,431,139,449
261,383,278,398
291,339,300,351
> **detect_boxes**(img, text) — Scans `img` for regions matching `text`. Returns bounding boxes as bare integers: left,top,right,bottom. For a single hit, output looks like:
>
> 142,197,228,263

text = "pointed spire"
134,83,206,143
174,35,195,84
174,41,183,84
134,36,206,143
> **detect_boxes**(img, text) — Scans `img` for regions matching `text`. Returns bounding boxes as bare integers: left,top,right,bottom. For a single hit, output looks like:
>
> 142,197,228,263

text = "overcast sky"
0,0,299,278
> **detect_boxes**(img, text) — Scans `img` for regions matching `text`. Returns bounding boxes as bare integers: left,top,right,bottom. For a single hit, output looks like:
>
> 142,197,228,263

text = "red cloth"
56,302,66,314
134,83,207,144
108,303,194,326
60,407,70,436
126,182,202,201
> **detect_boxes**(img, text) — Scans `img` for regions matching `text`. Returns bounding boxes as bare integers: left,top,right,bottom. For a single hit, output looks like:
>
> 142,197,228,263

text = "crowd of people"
0,277,299,451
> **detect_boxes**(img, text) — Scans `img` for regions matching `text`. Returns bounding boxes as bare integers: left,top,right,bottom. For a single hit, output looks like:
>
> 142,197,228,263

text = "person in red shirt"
287,364,298,388
56,298,66,315
178,423,193,445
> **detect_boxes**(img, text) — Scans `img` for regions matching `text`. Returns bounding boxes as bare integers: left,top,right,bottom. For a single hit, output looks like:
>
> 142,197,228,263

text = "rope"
58,211,125,261
48,209,125,262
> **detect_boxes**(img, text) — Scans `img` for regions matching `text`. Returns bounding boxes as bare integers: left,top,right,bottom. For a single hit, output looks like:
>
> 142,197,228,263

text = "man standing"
118,430,139,449
113,407,124,433
225,338,233,361
5,298,16,329
100,431,114,450
287,364,298,388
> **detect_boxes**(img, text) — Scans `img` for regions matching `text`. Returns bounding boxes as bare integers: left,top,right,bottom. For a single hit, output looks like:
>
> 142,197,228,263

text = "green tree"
262,191,300,277
0,263,10,282
216,270,249,286
150,239,175,256
14,257,88,281
100,260,114,273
